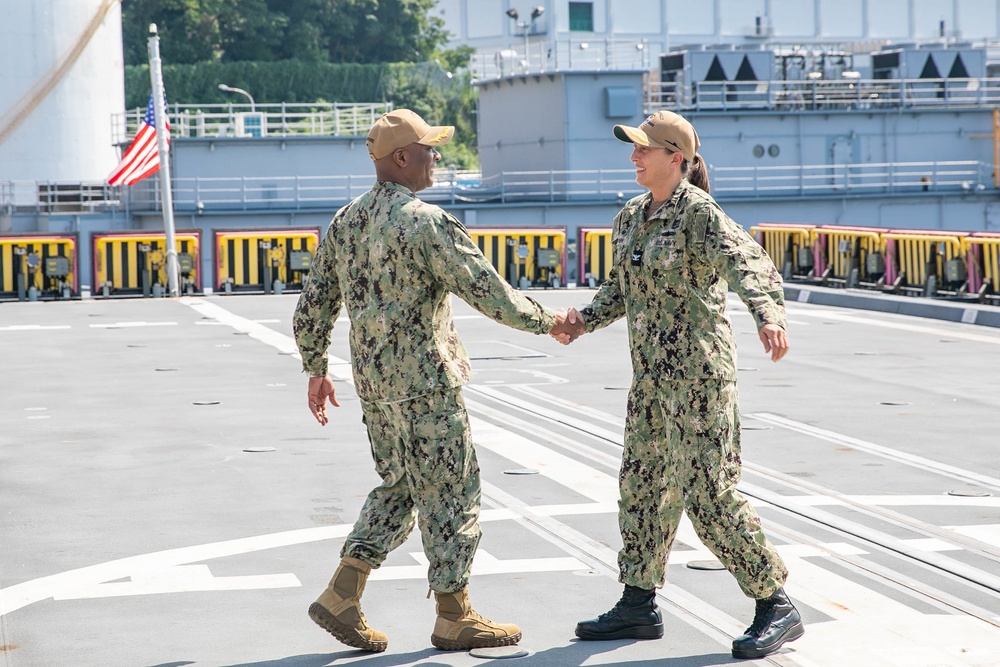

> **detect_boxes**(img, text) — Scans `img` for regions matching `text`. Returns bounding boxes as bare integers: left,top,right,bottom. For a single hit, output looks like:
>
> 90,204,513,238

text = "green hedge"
125,59,478,168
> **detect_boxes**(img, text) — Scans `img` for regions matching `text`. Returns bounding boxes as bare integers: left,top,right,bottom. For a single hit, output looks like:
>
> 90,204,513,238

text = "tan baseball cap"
613,110,700,161
366,109,455,160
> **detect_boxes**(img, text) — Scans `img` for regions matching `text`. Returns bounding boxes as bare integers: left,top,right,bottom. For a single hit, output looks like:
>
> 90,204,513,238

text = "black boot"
575,585,664,641
731,587,804,659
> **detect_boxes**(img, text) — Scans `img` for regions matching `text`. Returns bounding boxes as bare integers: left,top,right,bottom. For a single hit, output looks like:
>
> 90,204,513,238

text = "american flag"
107,94,171,187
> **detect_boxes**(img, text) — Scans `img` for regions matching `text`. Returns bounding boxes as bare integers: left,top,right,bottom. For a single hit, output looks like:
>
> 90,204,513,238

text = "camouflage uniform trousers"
618,377,788,599
341,385,482,593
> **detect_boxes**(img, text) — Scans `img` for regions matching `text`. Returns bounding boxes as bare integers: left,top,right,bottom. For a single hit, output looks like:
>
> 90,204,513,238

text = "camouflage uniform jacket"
581,179,785,381
293,180,557,402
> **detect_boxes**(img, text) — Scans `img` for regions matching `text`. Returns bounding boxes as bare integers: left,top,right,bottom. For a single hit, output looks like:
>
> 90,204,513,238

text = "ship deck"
2,287,999,666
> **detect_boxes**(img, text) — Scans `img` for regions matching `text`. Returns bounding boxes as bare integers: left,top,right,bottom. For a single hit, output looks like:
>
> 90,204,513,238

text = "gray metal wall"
477,73,571,176
478,70,651,175
172,136,373,179
564,72,647,172
688,108,997,168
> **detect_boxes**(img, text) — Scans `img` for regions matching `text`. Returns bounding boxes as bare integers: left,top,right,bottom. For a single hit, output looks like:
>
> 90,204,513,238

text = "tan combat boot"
430,588,522,650
308,556,388,652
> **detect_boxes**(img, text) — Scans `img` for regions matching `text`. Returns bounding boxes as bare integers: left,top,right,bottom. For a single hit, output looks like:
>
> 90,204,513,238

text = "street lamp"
506,6,545,68
218,83,255,112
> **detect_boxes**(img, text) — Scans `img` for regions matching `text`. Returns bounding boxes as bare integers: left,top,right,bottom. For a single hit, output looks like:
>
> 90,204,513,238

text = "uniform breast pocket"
650,231,687,269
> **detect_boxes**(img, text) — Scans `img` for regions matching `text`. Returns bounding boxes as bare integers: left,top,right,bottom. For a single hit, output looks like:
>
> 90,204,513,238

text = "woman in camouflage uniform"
560,110,804,660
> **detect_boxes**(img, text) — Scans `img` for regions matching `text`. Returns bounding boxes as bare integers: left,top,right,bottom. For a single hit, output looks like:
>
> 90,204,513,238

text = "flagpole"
148,23,179,297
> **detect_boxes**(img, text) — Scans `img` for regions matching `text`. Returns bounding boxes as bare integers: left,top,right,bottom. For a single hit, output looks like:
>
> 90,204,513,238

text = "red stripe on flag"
107,121,170,187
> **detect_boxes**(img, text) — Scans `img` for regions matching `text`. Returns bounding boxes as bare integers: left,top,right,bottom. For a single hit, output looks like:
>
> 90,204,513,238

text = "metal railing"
647,77,1000,112
122,170,640,211
110,102,394,143
709,161,989,197
0,180,122,214
3,161,990,215
471,38,653,80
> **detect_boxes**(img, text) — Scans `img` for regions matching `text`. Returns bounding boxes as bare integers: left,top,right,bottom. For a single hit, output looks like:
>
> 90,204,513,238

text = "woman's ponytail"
685,154,711,194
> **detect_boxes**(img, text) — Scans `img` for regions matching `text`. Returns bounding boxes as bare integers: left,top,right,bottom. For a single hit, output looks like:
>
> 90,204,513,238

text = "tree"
306,0,448,64
216,0,289,62
122,0,220,65
122,0,450,65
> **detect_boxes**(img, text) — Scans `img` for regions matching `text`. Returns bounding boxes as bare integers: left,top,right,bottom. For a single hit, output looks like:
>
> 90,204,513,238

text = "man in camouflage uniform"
293,109,571,653
558,111,804,660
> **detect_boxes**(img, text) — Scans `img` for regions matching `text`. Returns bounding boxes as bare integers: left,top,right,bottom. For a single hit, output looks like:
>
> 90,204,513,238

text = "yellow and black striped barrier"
750,223,816,279
468,228,565,288
579,228,613,287
882,231,967,296
215,229,319,294
0,234,77,301
963,233,1000,299
812,226,885,287
93,232,201,297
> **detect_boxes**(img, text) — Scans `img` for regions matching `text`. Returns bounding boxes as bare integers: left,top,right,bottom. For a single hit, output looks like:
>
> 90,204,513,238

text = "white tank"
0,0,125,183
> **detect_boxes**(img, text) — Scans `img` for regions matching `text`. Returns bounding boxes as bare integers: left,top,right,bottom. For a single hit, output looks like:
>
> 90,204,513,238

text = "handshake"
549,307,587,345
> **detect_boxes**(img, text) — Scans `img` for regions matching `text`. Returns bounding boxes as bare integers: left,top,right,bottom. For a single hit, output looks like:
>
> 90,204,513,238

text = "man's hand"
550,307,587,345
758,323,789,362
307,375,340,425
